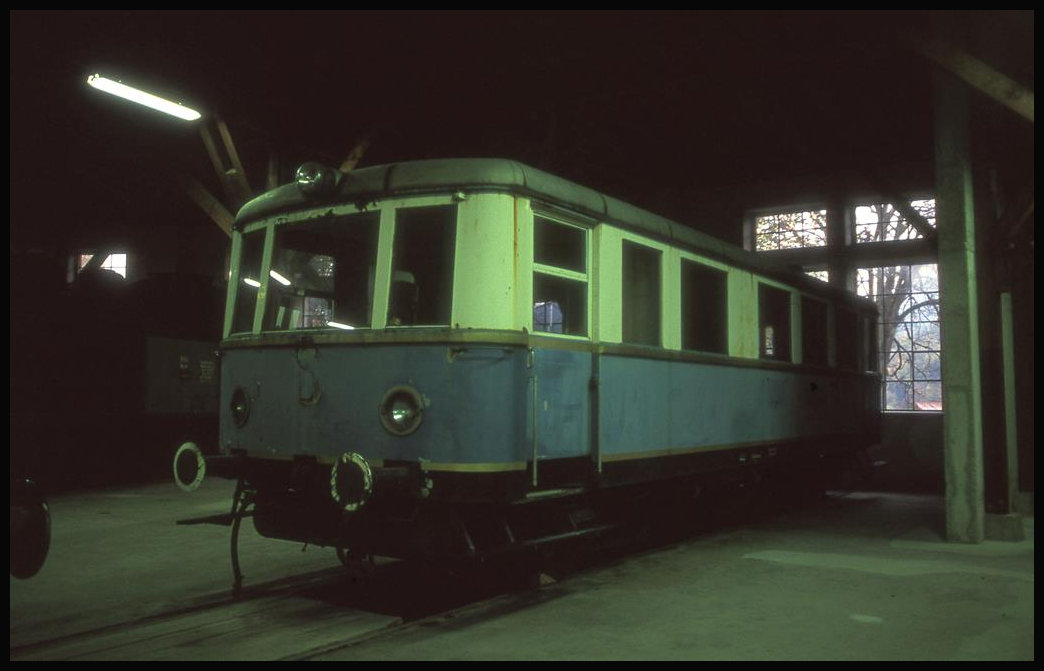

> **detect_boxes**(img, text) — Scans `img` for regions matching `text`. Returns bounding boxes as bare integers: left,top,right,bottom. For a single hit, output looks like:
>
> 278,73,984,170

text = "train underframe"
176,436,877,592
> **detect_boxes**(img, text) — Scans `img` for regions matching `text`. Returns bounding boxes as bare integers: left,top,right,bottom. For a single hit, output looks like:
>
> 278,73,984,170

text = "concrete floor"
10,480,1034,660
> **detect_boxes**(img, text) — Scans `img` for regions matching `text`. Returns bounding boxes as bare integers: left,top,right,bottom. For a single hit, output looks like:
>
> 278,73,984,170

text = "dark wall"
652,162,935,248
877,413,944,493
10,240,226,493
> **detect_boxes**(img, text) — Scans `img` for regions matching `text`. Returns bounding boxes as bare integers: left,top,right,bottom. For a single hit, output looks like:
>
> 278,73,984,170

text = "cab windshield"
229,205,456,335
263,213,379,331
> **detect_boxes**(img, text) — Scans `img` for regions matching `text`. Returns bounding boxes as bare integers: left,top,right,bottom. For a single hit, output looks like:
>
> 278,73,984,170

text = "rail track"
9,551,572,661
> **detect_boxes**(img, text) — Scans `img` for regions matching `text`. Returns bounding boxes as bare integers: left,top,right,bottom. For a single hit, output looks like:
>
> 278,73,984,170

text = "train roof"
235,158,875,312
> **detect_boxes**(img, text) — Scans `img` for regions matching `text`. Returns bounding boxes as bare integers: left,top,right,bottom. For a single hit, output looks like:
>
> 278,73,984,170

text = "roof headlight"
295,162,339,198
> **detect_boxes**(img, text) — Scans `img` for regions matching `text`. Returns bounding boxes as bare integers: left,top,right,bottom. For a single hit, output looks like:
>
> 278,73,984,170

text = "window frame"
757,280,794,363
620,236,667,348
678,253,730,355
530,211,592,340
857,262,942,412
387,203,459,328
223,196,458,338
749,206,829,252
800,294,830,369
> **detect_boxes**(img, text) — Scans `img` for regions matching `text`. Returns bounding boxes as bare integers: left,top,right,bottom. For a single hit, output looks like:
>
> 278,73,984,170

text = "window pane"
858,263,942,411
533,274,586,336
390,205,457,326
913,381,942,411
681,260,727,354
231,230,265,334
886,380,913,411
888,346,913,380
854,199,936,244
263,212,380,331
622,242,661,346
801,297,828,367
77,252,128,279
759,284,791,362
754,210,827,251
535,216,586,273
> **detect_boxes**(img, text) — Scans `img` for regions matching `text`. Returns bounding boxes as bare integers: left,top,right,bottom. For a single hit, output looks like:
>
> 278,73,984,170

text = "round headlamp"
230,387,251,427
295,162,339,198
378,385,424,436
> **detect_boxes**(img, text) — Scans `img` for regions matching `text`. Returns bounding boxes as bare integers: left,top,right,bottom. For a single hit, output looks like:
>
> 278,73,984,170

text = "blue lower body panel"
218,340,877,496
220,344,530,467
207,339,878,559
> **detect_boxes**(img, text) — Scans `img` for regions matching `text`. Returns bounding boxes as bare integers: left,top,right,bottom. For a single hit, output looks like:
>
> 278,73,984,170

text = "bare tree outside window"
858,263,942,410
853,200,940,410
755,209,827,251
855,199,936,243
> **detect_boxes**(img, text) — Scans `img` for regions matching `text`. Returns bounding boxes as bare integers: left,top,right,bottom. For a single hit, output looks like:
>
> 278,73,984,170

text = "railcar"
175,159,880,586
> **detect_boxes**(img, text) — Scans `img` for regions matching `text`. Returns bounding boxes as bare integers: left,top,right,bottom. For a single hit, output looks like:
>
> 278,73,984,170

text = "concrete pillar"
1000,292,1020,510
934,62,985,543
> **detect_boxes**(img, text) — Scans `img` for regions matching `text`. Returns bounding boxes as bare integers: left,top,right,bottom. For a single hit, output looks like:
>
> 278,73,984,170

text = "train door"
529,347,592,488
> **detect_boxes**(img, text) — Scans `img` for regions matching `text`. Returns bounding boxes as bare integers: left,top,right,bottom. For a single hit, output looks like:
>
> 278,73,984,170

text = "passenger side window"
836,308,859,371
390,205,457,326
622,241,662,346
801,296,829,367
759,284,792,362
681,260,727,354
533,215,588,336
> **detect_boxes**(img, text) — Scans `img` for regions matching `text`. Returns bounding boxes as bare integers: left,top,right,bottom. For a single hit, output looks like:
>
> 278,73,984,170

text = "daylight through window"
754,209,827,251
855,199,936,244
857,264,942,411
77,252,128,278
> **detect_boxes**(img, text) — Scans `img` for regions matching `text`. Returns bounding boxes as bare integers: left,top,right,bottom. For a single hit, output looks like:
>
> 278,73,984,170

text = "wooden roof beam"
920,37,1034,123
198,119,254,209
180,175,234,238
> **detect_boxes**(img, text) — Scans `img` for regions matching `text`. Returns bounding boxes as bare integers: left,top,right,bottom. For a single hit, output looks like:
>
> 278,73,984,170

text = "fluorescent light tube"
87,74,201,121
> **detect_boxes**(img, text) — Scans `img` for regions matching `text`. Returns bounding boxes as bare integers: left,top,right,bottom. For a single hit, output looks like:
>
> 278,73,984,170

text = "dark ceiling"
9,11,1034,252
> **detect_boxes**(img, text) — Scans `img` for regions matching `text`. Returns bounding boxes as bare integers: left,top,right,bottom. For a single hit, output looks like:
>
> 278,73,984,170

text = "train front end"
175,161,539,562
